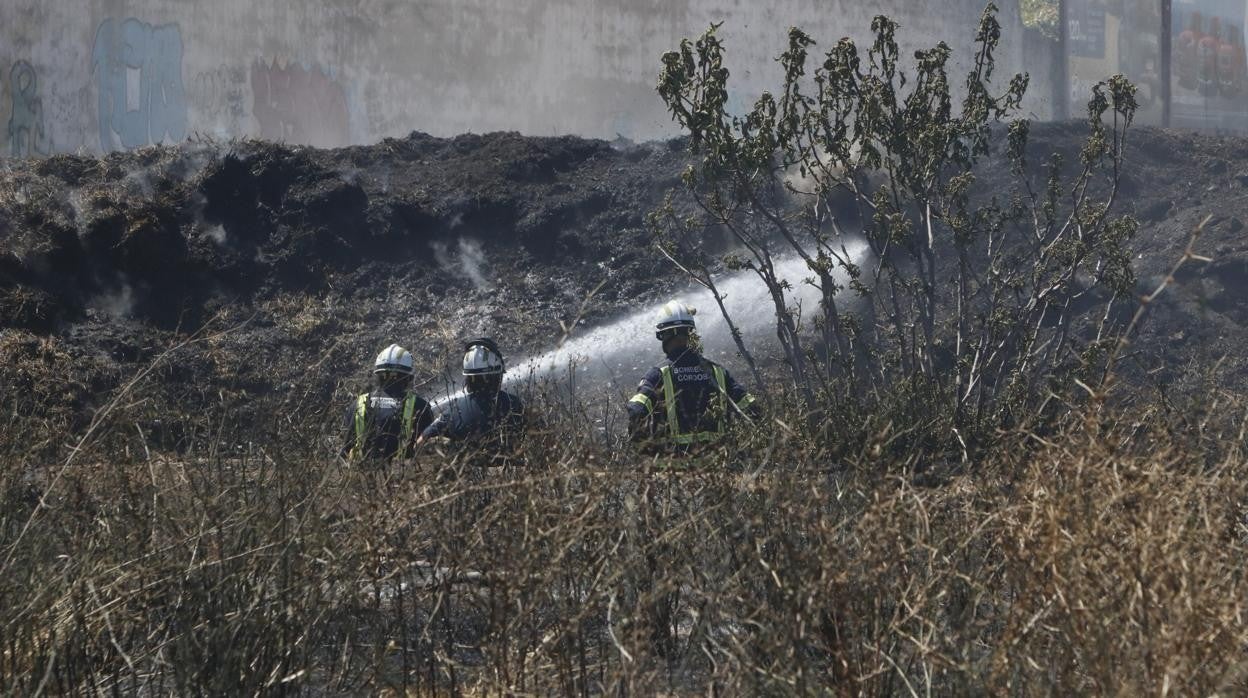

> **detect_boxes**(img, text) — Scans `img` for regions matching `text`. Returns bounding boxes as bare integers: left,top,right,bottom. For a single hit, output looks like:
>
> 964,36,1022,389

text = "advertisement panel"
1067,0,1166,125
1170,0,1248,130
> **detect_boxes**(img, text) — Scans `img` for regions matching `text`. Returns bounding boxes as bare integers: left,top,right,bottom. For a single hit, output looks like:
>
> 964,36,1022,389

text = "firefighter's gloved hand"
626,412,651,443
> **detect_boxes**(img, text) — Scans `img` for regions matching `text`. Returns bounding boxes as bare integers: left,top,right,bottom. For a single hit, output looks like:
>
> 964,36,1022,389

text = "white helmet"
463,338,505,376
655,300,696,338
374,344,415,375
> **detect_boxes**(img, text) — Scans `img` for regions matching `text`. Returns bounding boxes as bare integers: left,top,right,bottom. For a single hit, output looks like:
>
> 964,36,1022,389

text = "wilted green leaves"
657,5,1139,453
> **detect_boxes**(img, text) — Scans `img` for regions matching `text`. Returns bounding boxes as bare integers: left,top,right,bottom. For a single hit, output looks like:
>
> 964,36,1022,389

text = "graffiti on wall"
190,66,248,138
92,18,188,150
7,61,51,156
251,59,350,148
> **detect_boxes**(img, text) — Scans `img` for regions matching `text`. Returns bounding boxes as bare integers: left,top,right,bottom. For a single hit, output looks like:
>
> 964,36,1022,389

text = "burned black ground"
3,125,1248,695
0,133,694,454
0,124,1246,456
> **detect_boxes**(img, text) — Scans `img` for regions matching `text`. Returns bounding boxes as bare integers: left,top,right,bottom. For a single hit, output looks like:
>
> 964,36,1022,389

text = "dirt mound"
0,134,679,330
0,132,693,455
0,123,1245,455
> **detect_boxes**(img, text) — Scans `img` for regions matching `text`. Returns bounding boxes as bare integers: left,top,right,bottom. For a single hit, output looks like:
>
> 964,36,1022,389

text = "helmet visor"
375,369,412,383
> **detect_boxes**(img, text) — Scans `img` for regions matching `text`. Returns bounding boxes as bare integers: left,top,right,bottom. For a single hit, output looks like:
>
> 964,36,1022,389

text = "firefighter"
342,344,434,464
418,338,524,449
626,301,757,449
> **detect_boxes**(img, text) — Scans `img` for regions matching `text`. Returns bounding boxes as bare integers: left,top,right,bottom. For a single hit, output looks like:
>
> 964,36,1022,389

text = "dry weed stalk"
1,378,1245,694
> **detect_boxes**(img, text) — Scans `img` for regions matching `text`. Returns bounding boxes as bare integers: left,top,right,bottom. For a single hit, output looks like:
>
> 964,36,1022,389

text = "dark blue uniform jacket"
421,390,524,443
626,348,755,438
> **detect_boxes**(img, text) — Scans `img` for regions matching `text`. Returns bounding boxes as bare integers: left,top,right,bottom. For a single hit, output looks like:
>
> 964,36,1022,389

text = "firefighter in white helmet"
626,301,757,448
342,343,434,463
418,338,525,447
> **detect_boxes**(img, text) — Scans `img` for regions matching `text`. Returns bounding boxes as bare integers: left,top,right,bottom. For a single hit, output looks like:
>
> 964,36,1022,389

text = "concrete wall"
0,0,1058,155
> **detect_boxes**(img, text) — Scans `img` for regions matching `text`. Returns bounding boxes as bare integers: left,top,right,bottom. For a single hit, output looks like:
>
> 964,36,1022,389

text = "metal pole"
1161,0,1172,127
1058,0,1070,121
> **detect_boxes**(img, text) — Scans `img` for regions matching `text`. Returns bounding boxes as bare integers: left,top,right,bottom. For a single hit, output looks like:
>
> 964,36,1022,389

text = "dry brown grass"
1,382,1246,695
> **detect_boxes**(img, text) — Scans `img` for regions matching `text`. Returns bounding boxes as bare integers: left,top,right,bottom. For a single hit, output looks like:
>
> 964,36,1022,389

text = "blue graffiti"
8,61,51,156
92,18,187,150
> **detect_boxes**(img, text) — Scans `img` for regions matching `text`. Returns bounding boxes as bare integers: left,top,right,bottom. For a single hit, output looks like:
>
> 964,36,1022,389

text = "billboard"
1067,0,1166,124
1170,0,1248,130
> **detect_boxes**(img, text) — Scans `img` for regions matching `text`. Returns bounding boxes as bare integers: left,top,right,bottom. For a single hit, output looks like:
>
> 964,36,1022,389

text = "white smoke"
431,241,453,274
183,190,229,246
338,166,363,186
121,164,160,199
204,224,227,245
66,189,91,226
783,143,862,195
432,237,492,291
457,238,490,291
88,282,135,318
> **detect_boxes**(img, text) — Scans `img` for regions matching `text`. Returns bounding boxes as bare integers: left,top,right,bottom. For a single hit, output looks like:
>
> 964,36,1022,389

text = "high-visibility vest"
628,363,729,445
352,393,419,461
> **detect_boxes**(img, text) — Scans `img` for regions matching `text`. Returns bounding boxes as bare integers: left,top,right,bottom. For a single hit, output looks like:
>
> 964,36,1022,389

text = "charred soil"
0,124,1245,454
3,126,1248,695
0,133,693,454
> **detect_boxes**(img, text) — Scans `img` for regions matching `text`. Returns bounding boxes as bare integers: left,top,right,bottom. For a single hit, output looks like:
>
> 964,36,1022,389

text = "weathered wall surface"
0,0,1057,154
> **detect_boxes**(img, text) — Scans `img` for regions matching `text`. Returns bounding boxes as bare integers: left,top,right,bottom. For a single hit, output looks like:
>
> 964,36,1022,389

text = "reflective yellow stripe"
398,395,416,460
629,393,654,414
670,431,723,445
661,364,725,445
351,393,368,460
660,366,680,439
712,365,727,433
354,393,417,461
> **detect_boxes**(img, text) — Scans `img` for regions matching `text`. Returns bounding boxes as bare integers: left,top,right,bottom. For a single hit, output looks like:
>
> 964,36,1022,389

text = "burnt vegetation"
2,5,1248,695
